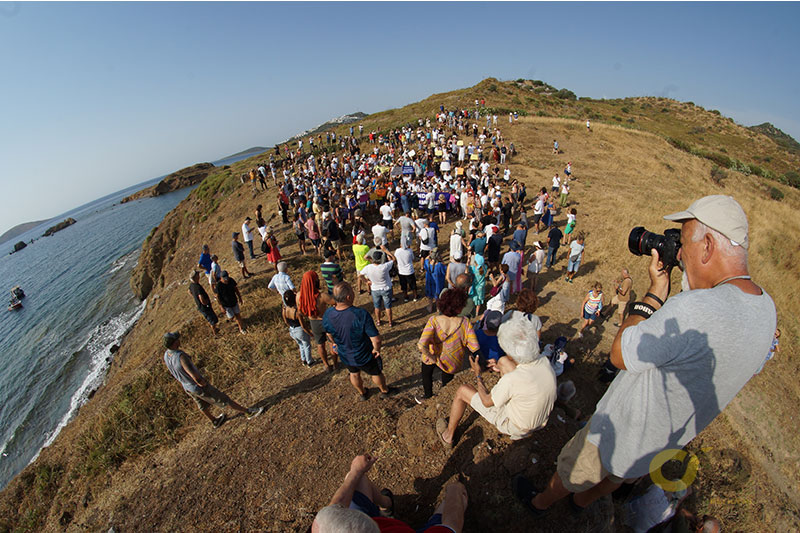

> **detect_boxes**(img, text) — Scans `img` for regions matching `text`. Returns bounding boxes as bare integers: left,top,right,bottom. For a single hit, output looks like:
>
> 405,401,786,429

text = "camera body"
628,227,682,268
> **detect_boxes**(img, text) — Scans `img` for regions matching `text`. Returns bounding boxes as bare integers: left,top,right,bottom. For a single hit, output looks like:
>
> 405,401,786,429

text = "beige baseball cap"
663,195,749,250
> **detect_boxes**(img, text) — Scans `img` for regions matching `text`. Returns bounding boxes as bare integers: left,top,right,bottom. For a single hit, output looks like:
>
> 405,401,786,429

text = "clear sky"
1,1,798,235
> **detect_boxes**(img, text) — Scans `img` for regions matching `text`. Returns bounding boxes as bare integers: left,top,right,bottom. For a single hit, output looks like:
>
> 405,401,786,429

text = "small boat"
8,298,22,311
11,286,25,299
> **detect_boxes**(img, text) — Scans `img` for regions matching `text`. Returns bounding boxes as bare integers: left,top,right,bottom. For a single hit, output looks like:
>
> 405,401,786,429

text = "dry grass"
1,80,799,531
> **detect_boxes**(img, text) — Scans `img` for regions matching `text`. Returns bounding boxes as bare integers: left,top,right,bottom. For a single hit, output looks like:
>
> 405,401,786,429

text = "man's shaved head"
333,281,354,303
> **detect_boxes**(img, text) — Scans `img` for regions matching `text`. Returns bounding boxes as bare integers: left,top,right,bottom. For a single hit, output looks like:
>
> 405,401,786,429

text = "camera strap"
713,275,751,288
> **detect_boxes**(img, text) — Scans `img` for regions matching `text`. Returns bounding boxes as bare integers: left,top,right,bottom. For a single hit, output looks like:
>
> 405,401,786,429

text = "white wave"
108,249,140,274
32,299,147,460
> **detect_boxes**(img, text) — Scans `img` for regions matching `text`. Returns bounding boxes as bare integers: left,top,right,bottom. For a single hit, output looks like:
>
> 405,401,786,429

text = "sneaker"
212,414,226,428
380,387,396,399
359,390,370,401
246,406,265,419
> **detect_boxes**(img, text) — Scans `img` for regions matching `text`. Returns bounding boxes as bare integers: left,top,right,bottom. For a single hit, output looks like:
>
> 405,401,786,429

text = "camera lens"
628,227,649,256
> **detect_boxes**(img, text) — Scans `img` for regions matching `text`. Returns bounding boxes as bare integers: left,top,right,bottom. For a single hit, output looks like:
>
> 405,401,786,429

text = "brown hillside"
1,80,798,532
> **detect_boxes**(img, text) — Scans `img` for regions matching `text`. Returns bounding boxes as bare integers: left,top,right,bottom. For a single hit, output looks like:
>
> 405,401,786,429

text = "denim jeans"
546,246,559,267
289,326,312,364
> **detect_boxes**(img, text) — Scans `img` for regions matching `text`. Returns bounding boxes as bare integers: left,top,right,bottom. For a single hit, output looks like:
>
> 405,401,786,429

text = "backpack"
321,219,331,238
261,240,271,254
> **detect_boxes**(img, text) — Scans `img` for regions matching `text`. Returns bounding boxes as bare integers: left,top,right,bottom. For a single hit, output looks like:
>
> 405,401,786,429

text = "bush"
620,106,630,113
781,171,800,188
554,88,577,100
710,166,728,186
661,107,670,113
488,84,498,93
612,115,622,122
710,109,721,116
689,127,706,135
769,187,784,200
627,117,636,123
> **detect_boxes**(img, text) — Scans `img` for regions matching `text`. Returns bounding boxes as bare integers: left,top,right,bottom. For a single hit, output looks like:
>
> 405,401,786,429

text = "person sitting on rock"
311,453,468,533
436,309,557,448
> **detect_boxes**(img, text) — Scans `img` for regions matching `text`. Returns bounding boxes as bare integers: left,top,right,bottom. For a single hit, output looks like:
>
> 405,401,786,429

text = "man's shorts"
187,384,231,410
371,288,392,309
398,273,417,292
309,318,327,345
556,419,631,492
382,219,393,228
350,493,454,533
198,305,218,325
611,294,629,307
346,356,383,376
310,238,321,247
329,238,342,250
223,304,240,318
469,392,529,440
567,258,581,273
420,249,430,259
533,214,543,224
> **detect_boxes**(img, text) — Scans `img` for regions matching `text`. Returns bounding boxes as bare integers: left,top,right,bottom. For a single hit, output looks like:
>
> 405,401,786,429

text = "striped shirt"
584,291,604,315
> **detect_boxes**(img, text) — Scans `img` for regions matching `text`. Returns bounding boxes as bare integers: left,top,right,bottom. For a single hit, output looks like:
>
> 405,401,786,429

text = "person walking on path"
231,232,251,279
323,282,393,400
298,270,338,372
417,288,480,401
282,290,315,366
162,332,262,428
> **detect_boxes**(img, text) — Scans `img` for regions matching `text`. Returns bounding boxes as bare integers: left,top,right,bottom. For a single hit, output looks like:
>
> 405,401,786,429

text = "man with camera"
513,195,776,516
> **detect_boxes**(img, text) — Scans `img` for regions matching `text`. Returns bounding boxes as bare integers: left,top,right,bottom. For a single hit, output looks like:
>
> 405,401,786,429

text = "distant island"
0,219,49,246
42,218,77,237
218,146,268,160
120,163,215,204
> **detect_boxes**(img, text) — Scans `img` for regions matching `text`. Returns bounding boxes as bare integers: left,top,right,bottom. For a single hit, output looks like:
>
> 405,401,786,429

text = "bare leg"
386,307,393,327
436,482,469,533
371,373,389,394
374,307,382,326
318,343,331,368
350,372,366,395
441,384,477,444
353,472,392,509
532,471,571,510
200,405,217,423
234,313,246,334
573,477,622,508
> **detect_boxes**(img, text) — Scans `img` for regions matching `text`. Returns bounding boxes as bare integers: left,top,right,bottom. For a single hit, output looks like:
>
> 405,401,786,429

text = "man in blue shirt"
323,282,393,401
475,310,505,362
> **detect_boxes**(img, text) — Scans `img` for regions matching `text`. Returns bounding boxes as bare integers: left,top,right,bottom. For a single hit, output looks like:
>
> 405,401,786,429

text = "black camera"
628,227,682,268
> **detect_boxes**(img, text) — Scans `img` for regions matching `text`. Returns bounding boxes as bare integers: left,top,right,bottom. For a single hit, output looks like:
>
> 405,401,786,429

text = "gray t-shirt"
588,284,776,478
164,349,203,395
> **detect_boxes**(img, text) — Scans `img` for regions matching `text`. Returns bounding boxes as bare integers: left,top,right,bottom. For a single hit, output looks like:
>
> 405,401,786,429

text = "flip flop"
436,418,452,450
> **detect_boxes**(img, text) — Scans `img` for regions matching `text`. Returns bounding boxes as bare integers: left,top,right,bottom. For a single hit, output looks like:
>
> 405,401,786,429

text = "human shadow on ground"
245,368,335,415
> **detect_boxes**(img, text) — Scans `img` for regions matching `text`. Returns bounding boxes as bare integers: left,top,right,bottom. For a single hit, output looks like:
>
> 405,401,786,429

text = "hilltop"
1,79,798,532
0,219,49,246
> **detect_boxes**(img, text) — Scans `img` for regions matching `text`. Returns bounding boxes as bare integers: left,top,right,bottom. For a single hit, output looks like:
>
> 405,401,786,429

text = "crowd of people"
165,103,777,531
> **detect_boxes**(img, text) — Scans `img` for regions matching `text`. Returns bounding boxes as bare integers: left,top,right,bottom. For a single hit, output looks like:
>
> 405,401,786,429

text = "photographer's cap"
663,195,749,250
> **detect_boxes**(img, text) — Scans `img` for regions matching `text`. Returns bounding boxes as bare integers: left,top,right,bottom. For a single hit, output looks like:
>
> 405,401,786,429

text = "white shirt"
449,233,463,260
372,224,388,245
380,204,393,221
552,176,560,189
534,198,545,215
361,261,394,291
394,248,415,276
419,227,434,251
242,222,253,242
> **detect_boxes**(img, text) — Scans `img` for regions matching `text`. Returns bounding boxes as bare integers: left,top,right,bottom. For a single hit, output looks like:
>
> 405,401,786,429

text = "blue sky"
1,2,798,235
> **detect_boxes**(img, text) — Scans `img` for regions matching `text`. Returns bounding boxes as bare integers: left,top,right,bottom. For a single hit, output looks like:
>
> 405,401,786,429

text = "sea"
0,149,266,490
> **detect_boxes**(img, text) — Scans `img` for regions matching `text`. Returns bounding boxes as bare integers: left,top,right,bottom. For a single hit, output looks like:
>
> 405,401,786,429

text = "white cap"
663,195,749,250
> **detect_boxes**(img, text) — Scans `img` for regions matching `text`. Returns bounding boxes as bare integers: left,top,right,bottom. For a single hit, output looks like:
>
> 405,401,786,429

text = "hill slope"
1,79,798,532
0,219,49,245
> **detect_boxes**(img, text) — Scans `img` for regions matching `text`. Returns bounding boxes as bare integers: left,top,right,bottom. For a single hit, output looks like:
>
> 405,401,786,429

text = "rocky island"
42,218,77,237
120,162,216,204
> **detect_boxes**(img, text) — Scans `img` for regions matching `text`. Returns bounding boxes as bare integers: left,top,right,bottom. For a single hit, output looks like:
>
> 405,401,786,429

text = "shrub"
769,187,784,201
612,115,622,122
710,109,721,116
781,171,800,188
488,84,498,93
554,88,577,100
661,107,670,113
689,127,706,135
710,166,728,186
536,110,548,117
627,117,636,123
620,106,630,113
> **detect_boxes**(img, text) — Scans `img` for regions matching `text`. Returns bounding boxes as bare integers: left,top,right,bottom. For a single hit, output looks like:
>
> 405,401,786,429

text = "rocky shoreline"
120,162,215,204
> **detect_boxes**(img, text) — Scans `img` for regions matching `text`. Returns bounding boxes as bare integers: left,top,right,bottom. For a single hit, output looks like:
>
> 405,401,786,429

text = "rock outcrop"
42,218,76,237
121,163,214,204
129,210,183,300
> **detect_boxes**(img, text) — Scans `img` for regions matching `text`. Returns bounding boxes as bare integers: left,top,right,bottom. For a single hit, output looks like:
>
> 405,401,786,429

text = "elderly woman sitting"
436,311,557,448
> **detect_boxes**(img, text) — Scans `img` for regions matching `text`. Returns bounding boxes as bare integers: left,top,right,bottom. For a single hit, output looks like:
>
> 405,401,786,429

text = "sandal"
512,475,548,517
436,418,452,450
379,488,395,518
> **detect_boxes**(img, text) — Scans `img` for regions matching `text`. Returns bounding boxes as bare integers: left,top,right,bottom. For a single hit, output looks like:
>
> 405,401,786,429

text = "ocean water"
0,151,259,490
